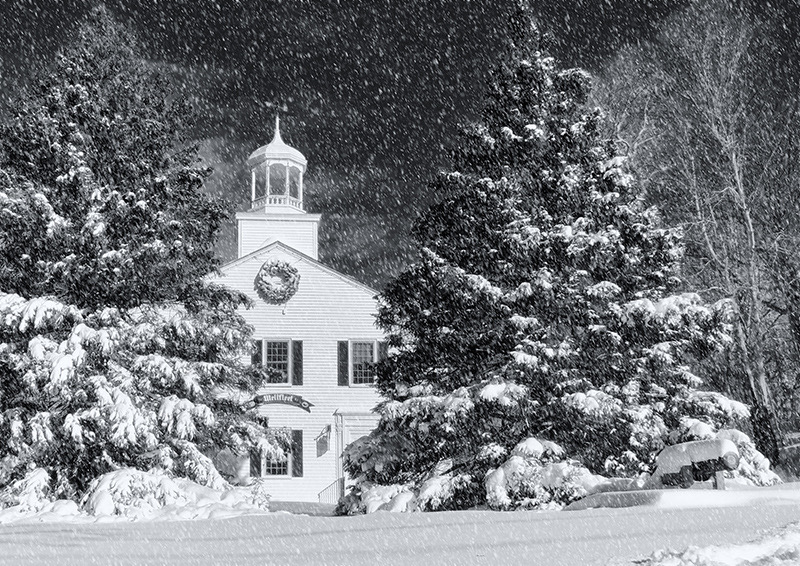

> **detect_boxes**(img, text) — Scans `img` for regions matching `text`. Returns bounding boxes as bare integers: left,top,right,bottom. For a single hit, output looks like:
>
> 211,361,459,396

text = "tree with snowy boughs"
341,4,778,513
0,7,283,508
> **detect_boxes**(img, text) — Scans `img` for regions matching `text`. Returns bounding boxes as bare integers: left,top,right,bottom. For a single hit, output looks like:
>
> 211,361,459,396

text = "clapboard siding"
214,243,383,501
238,218,319,259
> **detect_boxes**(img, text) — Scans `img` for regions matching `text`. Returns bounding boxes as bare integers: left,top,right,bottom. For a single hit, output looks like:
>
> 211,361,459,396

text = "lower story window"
263,454,290,476
250,430,304,478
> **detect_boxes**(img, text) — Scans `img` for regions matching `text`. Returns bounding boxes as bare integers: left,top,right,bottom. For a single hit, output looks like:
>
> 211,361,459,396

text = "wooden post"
713,470,726,490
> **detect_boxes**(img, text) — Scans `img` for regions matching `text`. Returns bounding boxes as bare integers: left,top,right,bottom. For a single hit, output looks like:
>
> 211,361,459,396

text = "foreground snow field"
4,491,800,565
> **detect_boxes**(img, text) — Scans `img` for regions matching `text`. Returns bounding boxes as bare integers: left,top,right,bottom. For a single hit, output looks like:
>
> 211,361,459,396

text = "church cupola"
236,115,320,260
247,115,307,212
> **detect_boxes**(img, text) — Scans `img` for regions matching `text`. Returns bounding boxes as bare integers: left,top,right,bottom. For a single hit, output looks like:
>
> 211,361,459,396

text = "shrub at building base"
341,430,780,514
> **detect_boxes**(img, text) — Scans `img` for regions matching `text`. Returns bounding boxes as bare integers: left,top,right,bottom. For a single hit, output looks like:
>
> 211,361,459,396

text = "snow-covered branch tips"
254,260,300,304
248,393,314,413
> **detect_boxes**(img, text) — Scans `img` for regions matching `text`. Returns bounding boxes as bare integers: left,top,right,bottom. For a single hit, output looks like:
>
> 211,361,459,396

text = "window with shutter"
291,430,303,478
260,339,303,385
337,341,349,386
249,449,262,478
264,341,290,383
338,340,386,386
351,342,375,385
254,430,303,477
251,339,263,367
262,454,289,476
292,341,303,385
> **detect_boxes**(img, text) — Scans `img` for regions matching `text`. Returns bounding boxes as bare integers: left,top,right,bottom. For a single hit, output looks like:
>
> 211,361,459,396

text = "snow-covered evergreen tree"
0,8,282,507
0,7,223,309
342,4,769,512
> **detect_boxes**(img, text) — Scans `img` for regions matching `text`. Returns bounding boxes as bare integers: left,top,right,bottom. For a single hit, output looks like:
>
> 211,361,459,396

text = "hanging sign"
254,393,314,413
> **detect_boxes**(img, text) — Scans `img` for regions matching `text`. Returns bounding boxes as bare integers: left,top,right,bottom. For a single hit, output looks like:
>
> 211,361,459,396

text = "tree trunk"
751,404,781,464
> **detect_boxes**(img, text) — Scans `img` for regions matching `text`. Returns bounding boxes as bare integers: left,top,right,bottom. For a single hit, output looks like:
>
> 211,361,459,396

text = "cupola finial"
274,113,282,143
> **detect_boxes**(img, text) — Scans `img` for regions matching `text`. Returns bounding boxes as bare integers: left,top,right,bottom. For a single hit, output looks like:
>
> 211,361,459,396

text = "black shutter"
292,341,303,385
251,339,263,366
249,449,261,478
377,341,389,361
291,430,303,477
337,341,349,386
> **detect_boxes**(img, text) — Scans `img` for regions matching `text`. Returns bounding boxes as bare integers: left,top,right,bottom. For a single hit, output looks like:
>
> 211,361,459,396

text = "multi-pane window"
265,341,289,383
263,455,289,476
252,339,303,385
351,342,376,385
338,340,387,387
250,430,303,478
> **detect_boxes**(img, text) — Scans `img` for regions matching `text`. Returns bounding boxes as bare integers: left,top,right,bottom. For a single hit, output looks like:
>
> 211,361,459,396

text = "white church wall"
216,245,383,502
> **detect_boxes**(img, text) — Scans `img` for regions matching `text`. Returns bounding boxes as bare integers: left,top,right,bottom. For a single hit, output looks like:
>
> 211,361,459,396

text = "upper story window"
351,342,376,385
252,339,303,385
338,340,388,386
265,341,289,382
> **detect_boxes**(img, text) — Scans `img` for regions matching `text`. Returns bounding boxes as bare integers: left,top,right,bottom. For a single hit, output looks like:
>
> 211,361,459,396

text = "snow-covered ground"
4,486,800,565
643,522,800,566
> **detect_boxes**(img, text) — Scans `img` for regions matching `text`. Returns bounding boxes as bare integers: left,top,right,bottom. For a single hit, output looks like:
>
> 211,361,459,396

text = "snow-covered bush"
0,467,273,523
0,468,54,513
82,469,191,517
484,438,602,510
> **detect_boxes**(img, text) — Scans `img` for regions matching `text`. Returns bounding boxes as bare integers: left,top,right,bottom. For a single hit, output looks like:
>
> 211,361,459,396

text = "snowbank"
642,521,800,565
0,468,271,524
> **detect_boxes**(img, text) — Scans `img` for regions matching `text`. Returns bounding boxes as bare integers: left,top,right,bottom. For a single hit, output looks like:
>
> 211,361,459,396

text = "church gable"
218,241,377,305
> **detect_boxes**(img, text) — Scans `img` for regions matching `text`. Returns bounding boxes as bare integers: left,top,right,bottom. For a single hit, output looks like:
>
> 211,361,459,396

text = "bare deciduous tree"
594,0,800,461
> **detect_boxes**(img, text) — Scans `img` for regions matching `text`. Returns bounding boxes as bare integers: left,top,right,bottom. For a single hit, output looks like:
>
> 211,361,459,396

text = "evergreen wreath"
254,260,300,304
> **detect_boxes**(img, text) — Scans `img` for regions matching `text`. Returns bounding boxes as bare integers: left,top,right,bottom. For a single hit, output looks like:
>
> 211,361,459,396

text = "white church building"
214,118,384,503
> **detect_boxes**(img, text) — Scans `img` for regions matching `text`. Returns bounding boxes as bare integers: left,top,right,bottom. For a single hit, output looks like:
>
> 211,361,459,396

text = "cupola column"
298,169,303,205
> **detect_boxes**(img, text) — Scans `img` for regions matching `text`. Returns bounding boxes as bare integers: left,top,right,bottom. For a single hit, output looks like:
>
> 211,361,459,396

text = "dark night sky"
0,0,699,287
